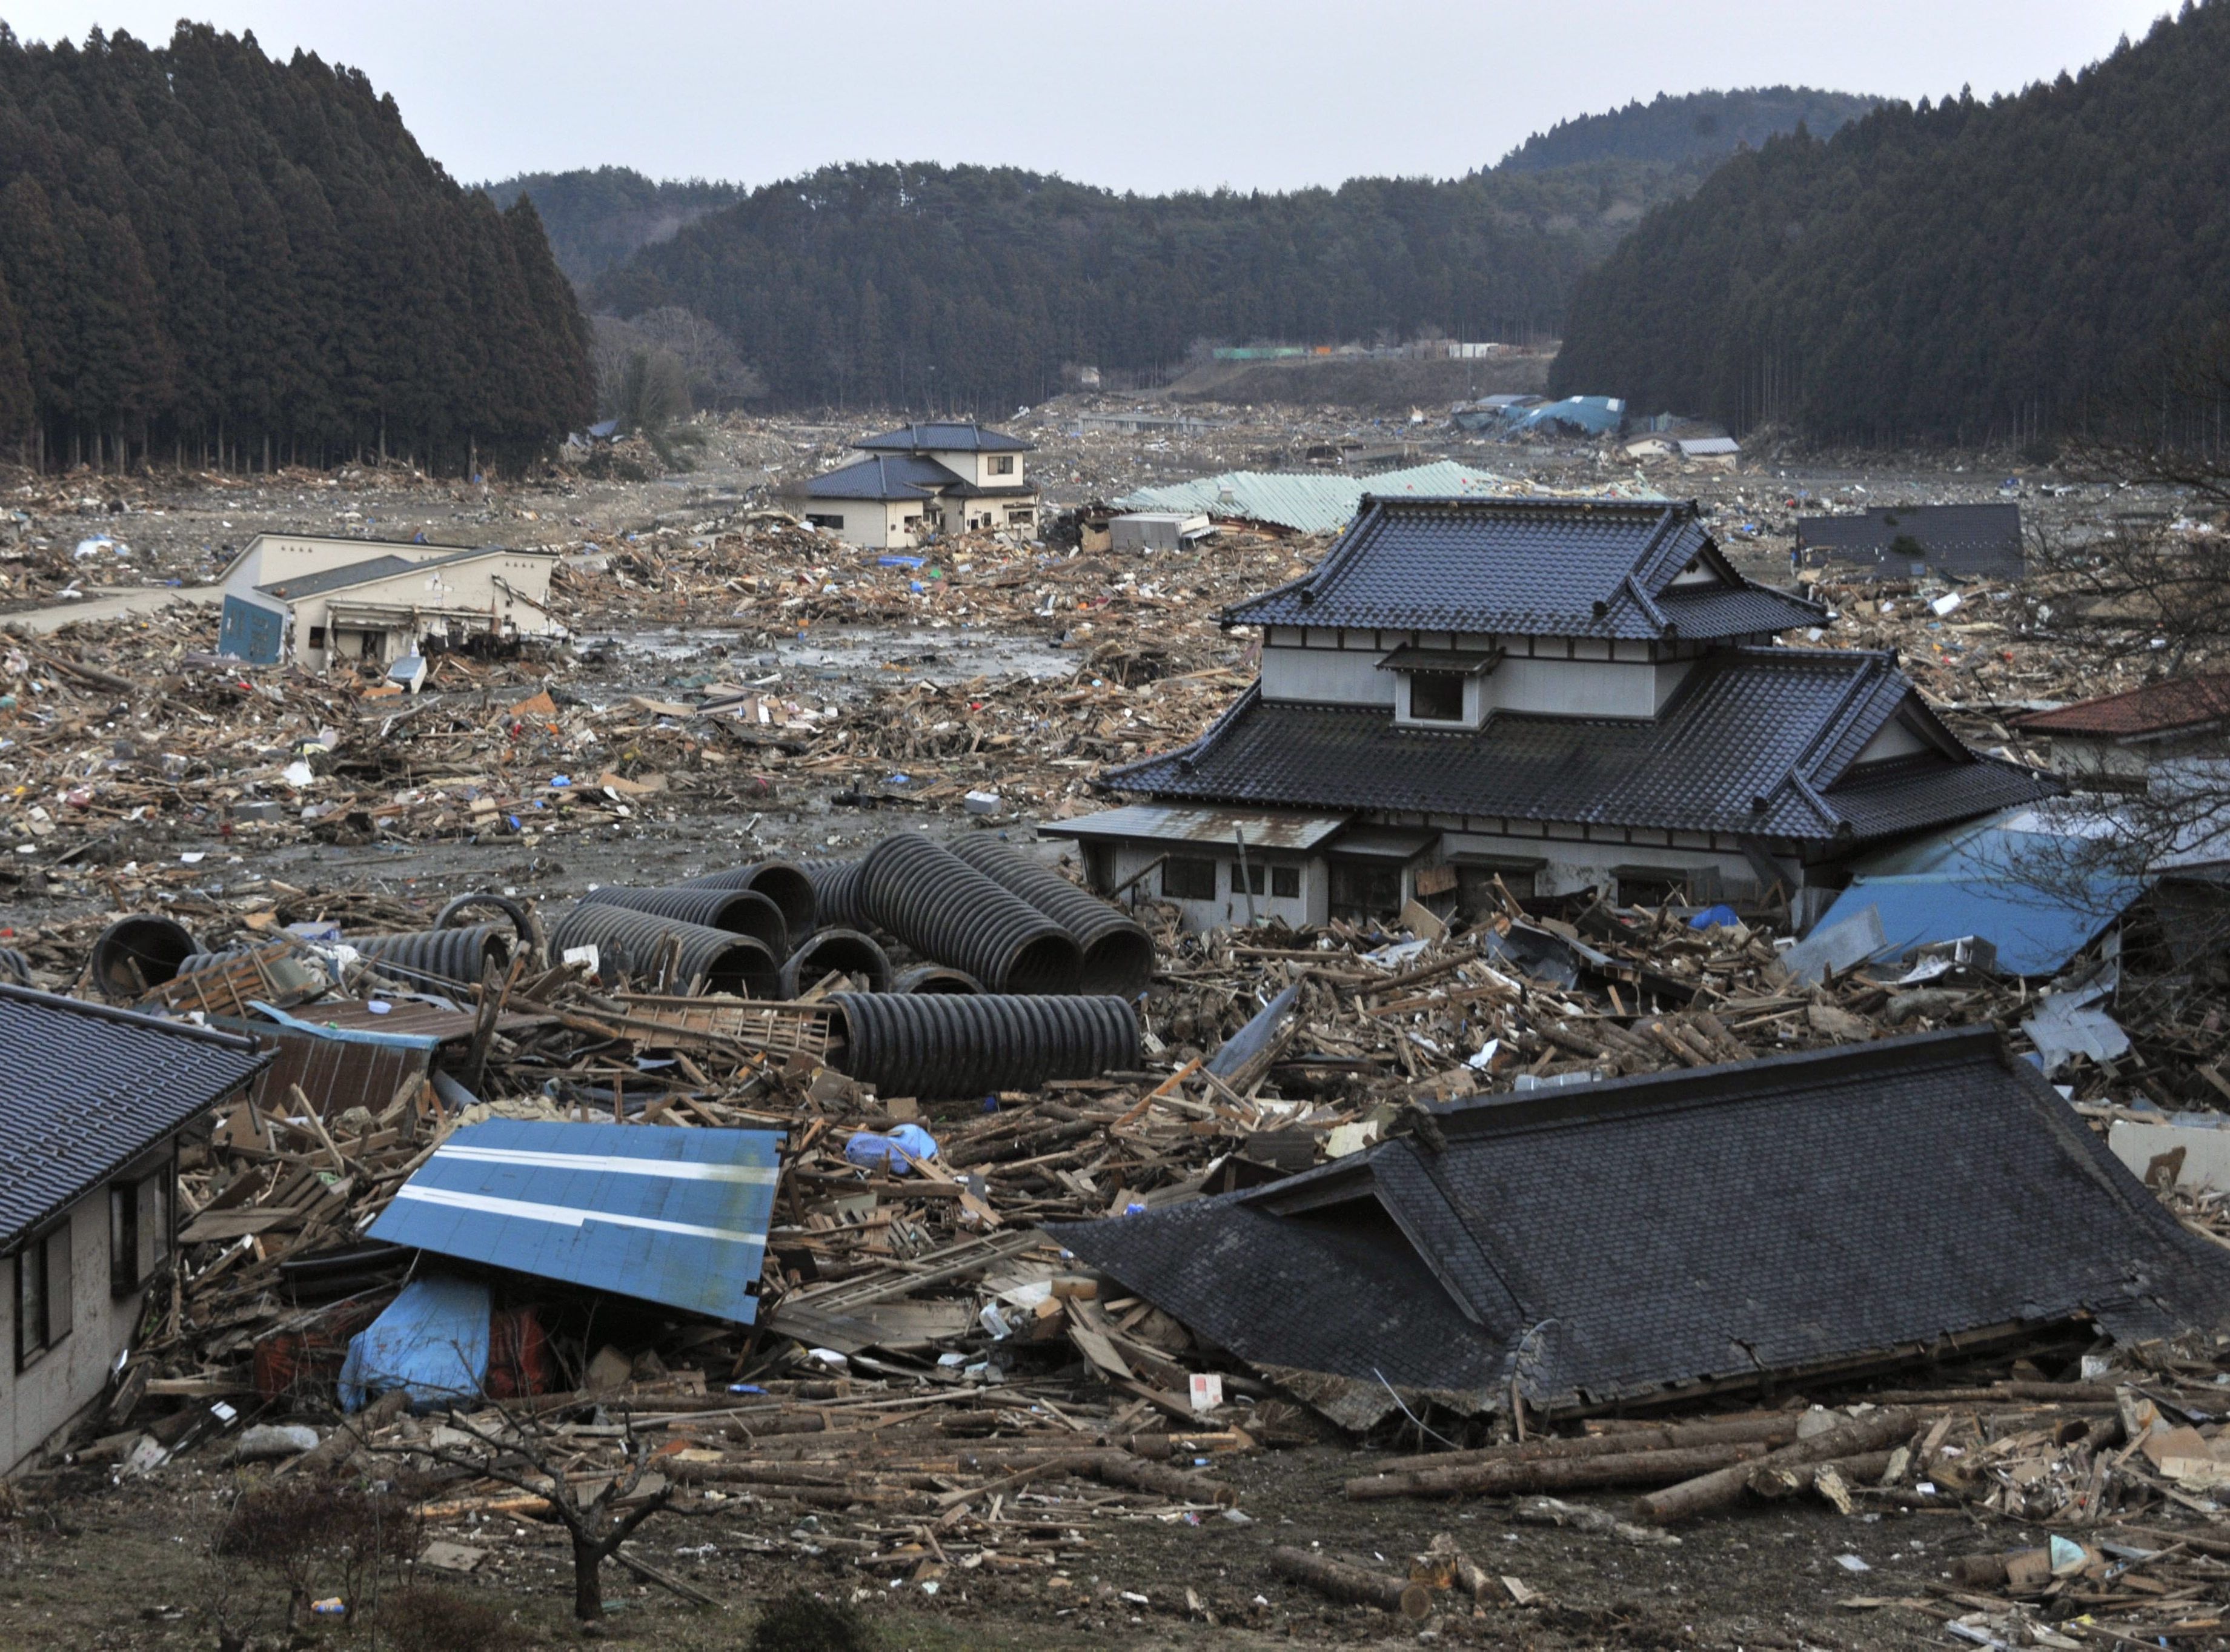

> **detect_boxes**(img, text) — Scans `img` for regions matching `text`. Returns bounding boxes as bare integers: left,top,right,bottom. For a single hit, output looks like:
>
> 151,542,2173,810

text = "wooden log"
1745,1450,1897,1499
1348,1441,1771,1501
1631,1408,1920,1525
1081,1451,1236,1506
1370,1414,1796,1476
1270,1545,1432,1620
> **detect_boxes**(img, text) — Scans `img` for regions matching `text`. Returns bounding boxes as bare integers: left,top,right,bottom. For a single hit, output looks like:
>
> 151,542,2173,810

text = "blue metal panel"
219,595,284,664
367,1120,783,1322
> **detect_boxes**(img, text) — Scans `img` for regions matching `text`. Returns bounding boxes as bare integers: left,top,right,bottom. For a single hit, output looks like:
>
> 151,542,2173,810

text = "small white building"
214,532,562,669
800,422,1040,549
0,988,266,1473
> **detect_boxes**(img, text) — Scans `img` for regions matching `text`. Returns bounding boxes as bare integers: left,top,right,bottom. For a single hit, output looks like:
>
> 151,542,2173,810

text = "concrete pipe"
89,915,204,1000
950,837,1154,997
675,860,817,938
353,923,512,992
777,928,893,998
548,902,778,998
578,884,788,957
858,834,1081,995
828,992,1140,1098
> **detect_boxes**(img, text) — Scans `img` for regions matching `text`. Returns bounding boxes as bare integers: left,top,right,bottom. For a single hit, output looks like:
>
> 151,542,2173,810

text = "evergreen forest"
482,168,742,288
1497,87,1877,173
1550,2,2230,446
0,22,592,475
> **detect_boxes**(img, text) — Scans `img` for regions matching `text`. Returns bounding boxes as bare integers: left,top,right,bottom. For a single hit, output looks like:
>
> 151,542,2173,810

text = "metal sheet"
1043,803,1350,852
247,1024,428,1116
367,1120,784,1323
1117,462,1528,536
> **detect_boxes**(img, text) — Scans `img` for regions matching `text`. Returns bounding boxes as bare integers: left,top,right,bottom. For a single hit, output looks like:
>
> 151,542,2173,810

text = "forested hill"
483,168,741,287
0,23,590,474
1550,3,2230,445
589,159,1705,410
1498,87,1878,171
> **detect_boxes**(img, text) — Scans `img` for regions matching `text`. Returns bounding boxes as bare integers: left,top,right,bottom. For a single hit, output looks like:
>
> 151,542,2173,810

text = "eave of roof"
2015,674,2230,739
853,422,1035,454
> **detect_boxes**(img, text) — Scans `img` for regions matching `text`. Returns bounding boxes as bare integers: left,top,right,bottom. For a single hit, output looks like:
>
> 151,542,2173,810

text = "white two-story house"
800,422,1040,549
1050,496,2060,930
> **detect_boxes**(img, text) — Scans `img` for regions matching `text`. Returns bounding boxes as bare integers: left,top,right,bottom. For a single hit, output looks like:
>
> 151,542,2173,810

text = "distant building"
800,422,1039,549
1797,503,2024,581
215,533,562,669
1052,496,2058,930
2015,674,2230,791
0,987,265,1472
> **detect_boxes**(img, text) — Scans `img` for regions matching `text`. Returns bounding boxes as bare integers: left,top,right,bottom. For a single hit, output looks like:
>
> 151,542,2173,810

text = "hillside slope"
1550,6,2230,444
482,167,740,287
1498,86,1877,172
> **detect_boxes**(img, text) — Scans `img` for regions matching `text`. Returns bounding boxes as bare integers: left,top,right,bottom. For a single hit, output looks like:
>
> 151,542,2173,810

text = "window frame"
1160,855,1217,901
1404,669,1467,723
805,513,844,531
109,1153,175,1298
1230,861,1266,895
1270,864,1301,900
16,1218,73,1372
989,454,1015,476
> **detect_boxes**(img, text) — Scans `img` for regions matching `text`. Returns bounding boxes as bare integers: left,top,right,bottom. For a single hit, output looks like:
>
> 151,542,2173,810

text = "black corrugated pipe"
0,947,31,987
577,885,788,957
858,834,1081,994
794,858,867,930
828,992,1140,1098
548,903,778,998
778,929,892,997
675,860,817,937
891,964,984,995
950,837,1154,997
354,924,511,992
89,915,204,1000
436,891,544,964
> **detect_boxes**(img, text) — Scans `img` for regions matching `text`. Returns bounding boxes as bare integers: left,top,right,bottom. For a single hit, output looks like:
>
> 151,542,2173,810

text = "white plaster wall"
0,1192,142,1475
1439,830,1761,899
1483,658,1657,718
1100,842,1326,931
1260,646,1394,705
1854,718,1930,763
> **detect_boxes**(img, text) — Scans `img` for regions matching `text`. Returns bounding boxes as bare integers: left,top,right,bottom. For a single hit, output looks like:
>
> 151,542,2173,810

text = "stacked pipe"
579,884,789,957
794,858,868,931
674,861,817,938
891,964,983,995
548,903,777,998
950,837,1154,996
88,915,203,1000
858,834,1082,994
353,924,512,993
828,992,1139,1098
778,929,892,997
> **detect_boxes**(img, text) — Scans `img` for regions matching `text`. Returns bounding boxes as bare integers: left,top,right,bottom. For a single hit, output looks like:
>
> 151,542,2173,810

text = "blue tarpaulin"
338,1275,489,1412
1811,804,2140,977
367,1120,783,1323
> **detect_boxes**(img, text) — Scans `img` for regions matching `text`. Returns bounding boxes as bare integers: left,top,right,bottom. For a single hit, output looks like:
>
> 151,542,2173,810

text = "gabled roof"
1797,503,2025,579
853,421,1034,454
0,986,268,1246
803,454,966,503
1054,1029,2230,1411
2015,674,2230,740
255,545,530,602
1223,497,1823,640
1107,648,2056,846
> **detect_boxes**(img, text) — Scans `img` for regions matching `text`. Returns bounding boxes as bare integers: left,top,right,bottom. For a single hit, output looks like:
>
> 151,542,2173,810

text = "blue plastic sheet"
337,1275,489,1413
843,1123,940,1174
1687,904,1741,931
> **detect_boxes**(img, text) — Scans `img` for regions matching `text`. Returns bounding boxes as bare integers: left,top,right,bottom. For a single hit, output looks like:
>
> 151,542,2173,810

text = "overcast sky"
0,1,2181,194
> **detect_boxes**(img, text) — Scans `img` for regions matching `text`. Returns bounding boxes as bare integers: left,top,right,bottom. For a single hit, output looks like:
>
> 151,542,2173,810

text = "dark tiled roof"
255,546,516,601
1223,497,1823,640
1107,649,2059,846
0,986,267,1245
1055,1029,2230,1411
2015,674,2230,738
853,422,1034,454
803,454,965,502
1797,503,2025,578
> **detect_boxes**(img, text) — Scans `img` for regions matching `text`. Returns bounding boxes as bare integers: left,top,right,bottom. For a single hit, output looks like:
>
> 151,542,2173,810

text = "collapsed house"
1796,502,2026,582
0,986,267,1471
800,421,1041,549
2015,674,2230,792
1054,496,2060,929
1055,1028,2230,1426
215,531,563,669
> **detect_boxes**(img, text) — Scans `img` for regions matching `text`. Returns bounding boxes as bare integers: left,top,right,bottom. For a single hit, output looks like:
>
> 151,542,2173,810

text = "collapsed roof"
1054,1029,2230,1417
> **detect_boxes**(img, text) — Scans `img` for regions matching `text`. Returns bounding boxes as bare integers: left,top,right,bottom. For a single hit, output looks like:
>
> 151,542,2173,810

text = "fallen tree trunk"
1370,1414,1796,1476
1269,1545,1432,1620
1349,1441,1772,1501
1632,1408,1920,1525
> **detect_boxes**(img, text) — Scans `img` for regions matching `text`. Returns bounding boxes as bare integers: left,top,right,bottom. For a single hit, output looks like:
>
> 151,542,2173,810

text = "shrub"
750,1590,873,1652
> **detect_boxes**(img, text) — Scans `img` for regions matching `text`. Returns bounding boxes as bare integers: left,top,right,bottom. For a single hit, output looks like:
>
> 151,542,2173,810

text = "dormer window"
1407,671,1465,722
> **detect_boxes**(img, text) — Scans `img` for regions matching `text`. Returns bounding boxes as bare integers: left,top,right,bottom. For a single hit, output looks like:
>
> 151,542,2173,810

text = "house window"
806,513,844,530
110,1163,173,1295
1161,856,1217,900
1231,861,1266,895
1406,671,1465,722
16,1221,71,1370
989,456,1015,475
307,625,327,648
1456,863,1537,913
1272,865,1301,899
1329,861,1403,924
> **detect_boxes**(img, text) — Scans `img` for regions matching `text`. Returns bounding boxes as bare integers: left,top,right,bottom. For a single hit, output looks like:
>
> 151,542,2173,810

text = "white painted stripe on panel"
394,1184,763,1245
